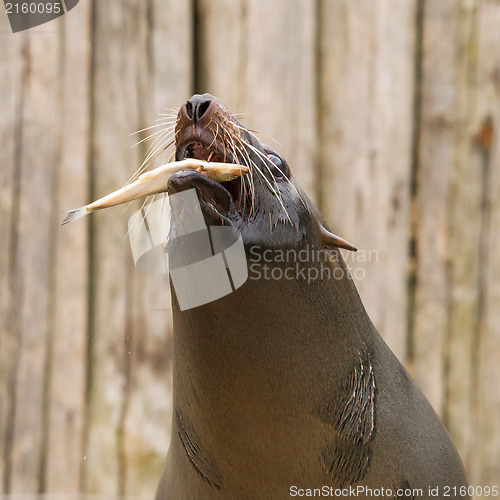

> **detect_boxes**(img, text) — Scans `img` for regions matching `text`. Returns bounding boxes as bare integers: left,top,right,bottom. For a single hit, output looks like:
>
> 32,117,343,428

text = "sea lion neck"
170,250,371,419
167,251,375,491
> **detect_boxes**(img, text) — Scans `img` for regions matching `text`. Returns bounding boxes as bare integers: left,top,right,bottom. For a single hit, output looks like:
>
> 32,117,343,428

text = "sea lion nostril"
185,101,194,121
185,95,213,125
196,99,212,121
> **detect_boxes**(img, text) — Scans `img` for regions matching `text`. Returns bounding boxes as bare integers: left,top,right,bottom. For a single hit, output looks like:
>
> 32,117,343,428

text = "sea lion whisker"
135,134,173,174
233,123,282,148
143,128,176,162
241,138,308,211
131,120,177,136
237,139,292,224
230,139,256,216
223,118,257,217
141,121,177,136
208,122,220,153
221,128,237,163
218,123,249,170
229,135,259,217
141,134,176,170
244,154,291,224
144,137,176,166
215,123,246,200
124,194,154,243
162,107,179,113
225,133,250,214
127,137,176,186
248,155,290,223
126,193,163,245
156,114,178,121
231,141,250,214
125,130,174,186
225,127,259,217
120,200,135,216
160,192,169,220
220,129,254,215
219,126,230,165
217,118,237,149
204,118,215,135
130,125,176,149
137,130,175,171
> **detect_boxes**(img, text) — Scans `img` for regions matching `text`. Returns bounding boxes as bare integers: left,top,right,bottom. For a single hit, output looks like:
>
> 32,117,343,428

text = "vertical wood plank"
150,0,193,114
319,0,416,361
0,15,23,492
83,0,149,493
123,0,192,495
123,273,174,495
7,26,62,492
411,6,494,463
197,0,318,201
473,0,500,488
411,6,500,490
45,3,92,492
442,0,482,470
196,0,246,107
412,0,460,416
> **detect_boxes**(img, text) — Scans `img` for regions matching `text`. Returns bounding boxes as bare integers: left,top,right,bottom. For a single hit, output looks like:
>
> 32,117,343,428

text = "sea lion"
154,94,470,499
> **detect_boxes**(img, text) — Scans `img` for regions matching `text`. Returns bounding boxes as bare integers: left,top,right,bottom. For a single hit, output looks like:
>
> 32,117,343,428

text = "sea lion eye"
267,154,286,179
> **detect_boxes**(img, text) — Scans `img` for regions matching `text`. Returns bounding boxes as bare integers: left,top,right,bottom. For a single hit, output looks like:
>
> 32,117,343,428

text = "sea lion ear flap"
319,224,358,252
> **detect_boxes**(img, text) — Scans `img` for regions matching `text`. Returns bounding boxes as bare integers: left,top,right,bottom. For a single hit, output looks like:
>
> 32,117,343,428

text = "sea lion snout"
175,94,238,164
179,93,220,128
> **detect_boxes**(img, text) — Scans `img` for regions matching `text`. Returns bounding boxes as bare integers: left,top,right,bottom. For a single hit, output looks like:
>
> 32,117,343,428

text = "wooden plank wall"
0,0,499,496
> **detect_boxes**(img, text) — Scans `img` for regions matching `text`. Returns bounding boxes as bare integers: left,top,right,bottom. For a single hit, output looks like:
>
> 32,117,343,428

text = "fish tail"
61,207,90,225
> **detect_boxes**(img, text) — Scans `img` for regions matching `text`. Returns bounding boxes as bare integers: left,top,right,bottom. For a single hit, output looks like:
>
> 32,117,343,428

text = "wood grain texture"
82,0,192,495
0,1,500,495
412,0,461,413
197,0,318,201
122,0,191,495
82,0,150,494
6,25,62,492
442,0,481,470
318,0,416,361
472,0,500,488
0,14,24,493
45,5,91,493
149,0,193,113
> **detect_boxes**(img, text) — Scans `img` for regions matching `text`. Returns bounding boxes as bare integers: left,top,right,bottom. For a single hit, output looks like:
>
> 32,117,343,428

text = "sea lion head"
169,93,356,253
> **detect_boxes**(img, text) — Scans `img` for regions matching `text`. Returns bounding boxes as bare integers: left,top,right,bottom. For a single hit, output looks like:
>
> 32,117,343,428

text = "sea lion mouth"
176,139,235,165
174,137,243,212
173,94,256,218
167,170,237,226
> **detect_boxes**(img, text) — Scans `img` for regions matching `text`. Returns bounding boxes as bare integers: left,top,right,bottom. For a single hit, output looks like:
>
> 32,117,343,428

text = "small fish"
62,159,249,225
